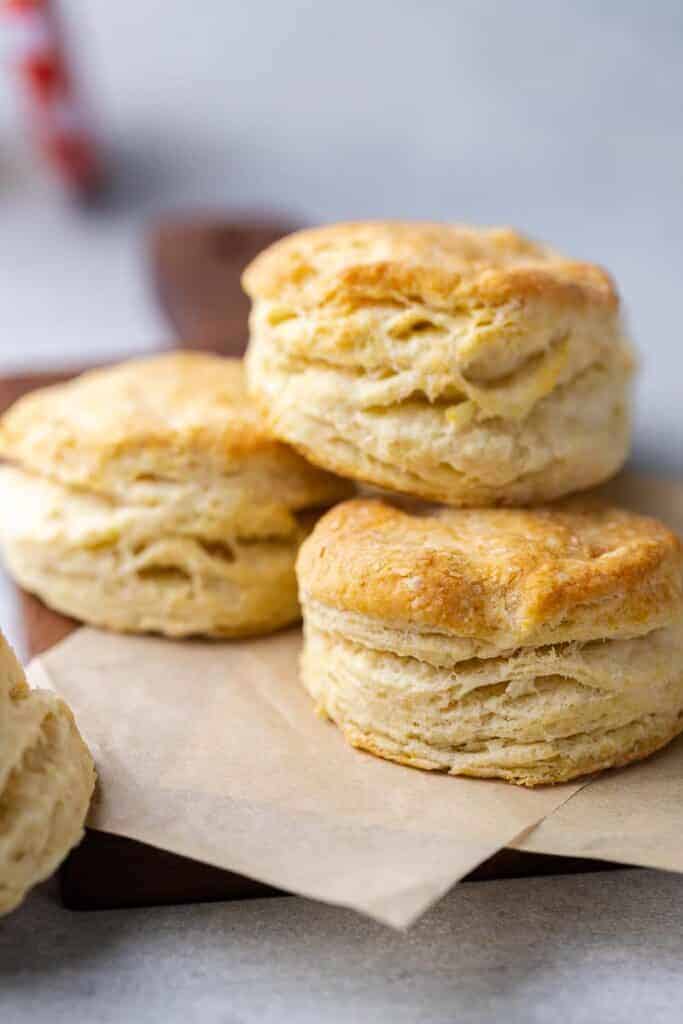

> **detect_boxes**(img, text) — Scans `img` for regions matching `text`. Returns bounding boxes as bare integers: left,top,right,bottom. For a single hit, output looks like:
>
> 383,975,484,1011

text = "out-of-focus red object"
3,0,103,197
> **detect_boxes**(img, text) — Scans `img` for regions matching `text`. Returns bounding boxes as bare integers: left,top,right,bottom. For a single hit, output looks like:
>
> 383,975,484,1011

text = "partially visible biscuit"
0,353,352,638
0,632,94,915
297,498,683,786
245,221,634,505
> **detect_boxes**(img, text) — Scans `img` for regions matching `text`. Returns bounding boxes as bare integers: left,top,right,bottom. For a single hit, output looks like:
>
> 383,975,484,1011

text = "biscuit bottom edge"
338,714,683,787
301,622,683,787
2,541,303,640
0,457,347,640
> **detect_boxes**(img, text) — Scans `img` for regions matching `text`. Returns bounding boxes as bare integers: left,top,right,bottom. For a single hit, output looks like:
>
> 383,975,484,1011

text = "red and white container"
3,0,102,196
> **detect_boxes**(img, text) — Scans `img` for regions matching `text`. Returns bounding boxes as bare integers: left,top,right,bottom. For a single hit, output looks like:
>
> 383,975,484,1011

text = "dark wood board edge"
59,830,622,912
147,215,299,354
60,831,283,910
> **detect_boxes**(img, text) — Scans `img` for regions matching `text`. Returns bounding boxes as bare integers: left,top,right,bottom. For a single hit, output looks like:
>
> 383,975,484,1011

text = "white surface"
1,2,683,1018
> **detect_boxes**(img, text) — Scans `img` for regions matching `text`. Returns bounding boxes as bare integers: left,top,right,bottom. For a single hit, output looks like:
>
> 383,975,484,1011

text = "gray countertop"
1,2,683,1019
4,869,683,1024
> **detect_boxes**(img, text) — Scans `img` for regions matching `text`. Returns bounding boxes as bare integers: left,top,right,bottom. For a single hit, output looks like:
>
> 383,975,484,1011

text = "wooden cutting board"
148,215,295,355
1,219,619,910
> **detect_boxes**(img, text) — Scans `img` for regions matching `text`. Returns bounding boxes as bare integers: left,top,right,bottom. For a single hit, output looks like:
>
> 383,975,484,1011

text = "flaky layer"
245,222,633,504
0,465,320,637
0,633,94,915
301,620,683,786
0,352,351,509
248,344,631,505
0,355,350,638
298,499,683,650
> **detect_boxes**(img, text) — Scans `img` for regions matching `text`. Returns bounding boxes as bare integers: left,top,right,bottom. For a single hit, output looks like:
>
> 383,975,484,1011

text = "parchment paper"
26,473,683,928
28,629,582,928
514,731,683,868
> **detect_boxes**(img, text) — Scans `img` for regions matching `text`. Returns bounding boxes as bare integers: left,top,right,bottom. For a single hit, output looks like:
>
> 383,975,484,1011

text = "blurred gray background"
2,3,681,459
2,1,681,455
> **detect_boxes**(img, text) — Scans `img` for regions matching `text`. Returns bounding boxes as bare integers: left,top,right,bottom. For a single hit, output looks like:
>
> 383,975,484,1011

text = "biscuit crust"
245,222,634,505
0,352,349,508
243,221,618,312
298,498,683,651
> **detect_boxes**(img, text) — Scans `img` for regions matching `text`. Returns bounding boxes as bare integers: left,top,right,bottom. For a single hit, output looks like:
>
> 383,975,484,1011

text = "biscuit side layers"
245,222,634,504
301,619,683,786
0,463,324,638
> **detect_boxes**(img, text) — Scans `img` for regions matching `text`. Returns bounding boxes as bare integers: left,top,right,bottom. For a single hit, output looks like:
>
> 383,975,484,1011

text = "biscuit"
0,353,351,638
0,631,94,915
297,498,683,786
244,222,635,505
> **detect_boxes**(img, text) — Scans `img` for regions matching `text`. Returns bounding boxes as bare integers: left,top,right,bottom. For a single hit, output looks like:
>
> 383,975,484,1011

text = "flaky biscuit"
0,632,94,915
297,498,683,786
244,222,634,505
0,353,351,638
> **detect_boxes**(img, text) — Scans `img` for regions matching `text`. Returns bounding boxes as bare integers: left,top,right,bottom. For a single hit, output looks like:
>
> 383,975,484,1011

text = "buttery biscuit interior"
0,631,95,915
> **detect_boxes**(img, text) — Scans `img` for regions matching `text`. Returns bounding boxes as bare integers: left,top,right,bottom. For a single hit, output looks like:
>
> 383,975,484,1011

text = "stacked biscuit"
244,222,683,786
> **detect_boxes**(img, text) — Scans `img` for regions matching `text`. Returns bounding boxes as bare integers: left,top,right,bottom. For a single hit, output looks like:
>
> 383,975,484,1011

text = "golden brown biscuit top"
298,498,683,645
0,352,349,501
242,221,618,313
